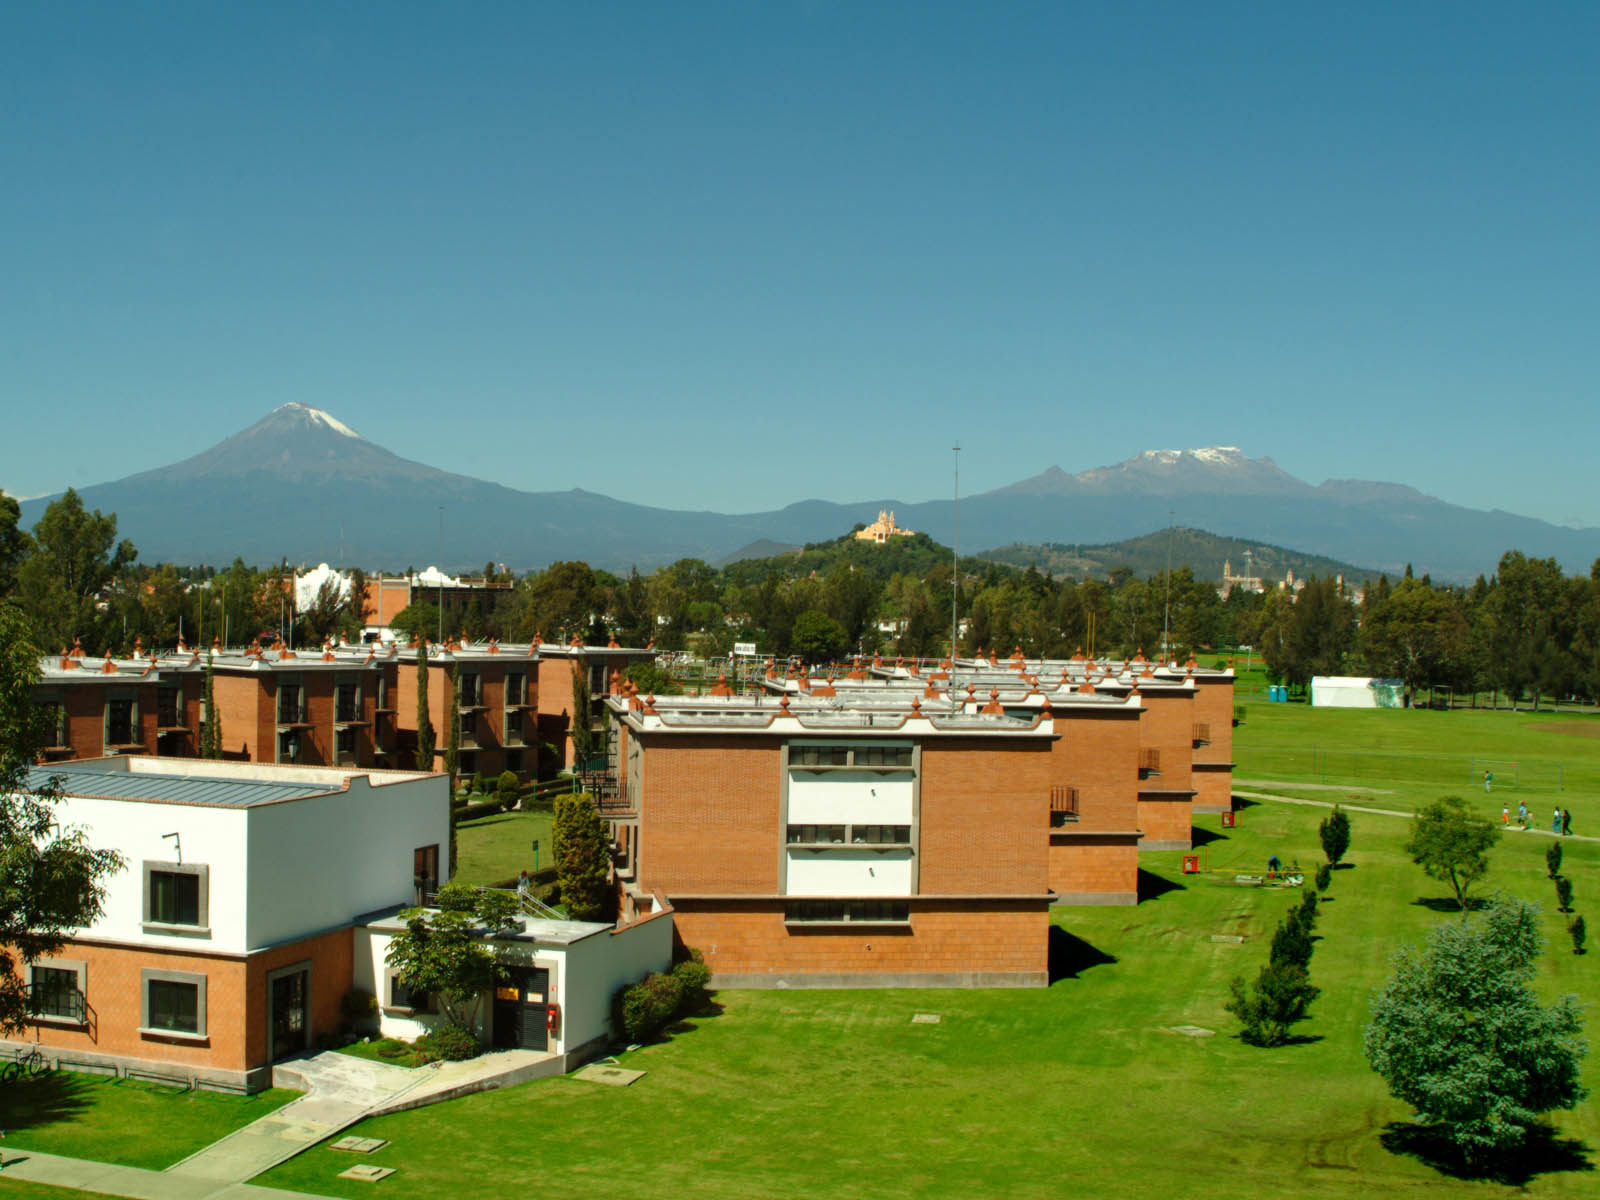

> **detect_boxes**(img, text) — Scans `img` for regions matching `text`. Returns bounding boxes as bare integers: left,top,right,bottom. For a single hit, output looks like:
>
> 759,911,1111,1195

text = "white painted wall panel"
787,772,913,825
786,850,913,896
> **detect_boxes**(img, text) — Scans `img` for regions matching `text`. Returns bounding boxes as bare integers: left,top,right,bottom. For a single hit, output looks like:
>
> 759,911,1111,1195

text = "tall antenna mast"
952,446,960,660
1162,510,1174,662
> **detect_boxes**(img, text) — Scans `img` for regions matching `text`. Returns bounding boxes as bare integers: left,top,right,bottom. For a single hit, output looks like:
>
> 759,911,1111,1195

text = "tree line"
6,494,1598,704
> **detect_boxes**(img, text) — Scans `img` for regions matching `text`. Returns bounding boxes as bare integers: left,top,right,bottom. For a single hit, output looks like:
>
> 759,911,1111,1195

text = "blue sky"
4,2,1597,527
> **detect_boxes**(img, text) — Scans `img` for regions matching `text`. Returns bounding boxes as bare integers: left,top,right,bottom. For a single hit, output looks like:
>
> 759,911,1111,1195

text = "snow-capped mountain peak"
275,402,364,440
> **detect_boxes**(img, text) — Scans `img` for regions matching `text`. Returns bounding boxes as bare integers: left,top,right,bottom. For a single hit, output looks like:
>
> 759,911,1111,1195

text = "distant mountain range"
979,528,1373,585
15,411,1600,581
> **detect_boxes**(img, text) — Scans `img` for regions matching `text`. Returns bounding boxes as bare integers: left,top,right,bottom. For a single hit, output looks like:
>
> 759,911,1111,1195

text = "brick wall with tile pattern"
636,734,783,894
672,901,1048,979
918,738,1053,895
1049,834,1139,899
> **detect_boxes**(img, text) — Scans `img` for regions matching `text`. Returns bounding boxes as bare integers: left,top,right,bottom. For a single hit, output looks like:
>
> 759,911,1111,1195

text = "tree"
1364,897,1587,1167
791,609,848,664
1404,796,1500,912
553,791,611,921
1225,961,1319,1047
0,602,125,1033
201,650,221,759
1546,840,1562,879
570,662,596,766
384,882,515,1030
416,641,435,770
1319,806,1351,866
0,492,33,599
444,667,460,782
16,489,138,650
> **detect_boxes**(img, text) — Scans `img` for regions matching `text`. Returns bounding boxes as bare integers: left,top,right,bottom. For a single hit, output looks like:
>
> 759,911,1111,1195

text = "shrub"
339,988,379,1035
420,1022,480,1062
619,972,685,1042
1314,863,1332,893
1555,875,1574,913
1233,704,1247,726
1269,916,1314,971
1547,840,1563,879
496,770,520,808
1225,961,1319,1047
672,956,713,1014
1569,915,1587,956
1296,889,1319,931
1319,806,1351,866
372,1037,412,1060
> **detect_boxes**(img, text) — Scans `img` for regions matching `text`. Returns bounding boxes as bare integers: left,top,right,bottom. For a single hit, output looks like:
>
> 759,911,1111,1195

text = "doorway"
491,967,549,1051
268,964,310,1061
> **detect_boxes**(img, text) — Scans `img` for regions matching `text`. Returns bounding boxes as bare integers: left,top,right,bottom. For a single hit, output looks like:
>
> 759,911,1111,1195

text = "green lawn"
0,1184,104,1199
453,807,554,887
0,1073,296,1171
258,702,1599,1200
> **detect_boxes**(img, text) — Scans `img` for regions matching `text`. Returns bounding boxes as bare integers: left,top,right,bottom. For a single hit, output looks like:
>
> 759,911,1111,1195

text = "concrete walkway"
2,1047,562,1199
1234,788,1600,843
0,1147,333,1199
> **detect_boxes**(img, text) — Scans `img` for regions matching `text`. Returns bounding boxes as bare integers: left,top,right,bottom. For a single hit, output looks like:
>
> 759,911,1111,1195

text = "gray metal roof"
23,763,340,809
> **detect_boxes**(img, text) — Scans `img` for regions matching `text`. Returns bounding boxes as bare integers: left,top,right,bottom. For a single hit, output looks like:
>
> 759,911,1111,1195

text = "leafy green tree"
0,493,31,599
385,882,515,1029
0,602,125,1033
1319,806,1351,866
16,488,138,649
791,609,848,664
1404,796,1500,912
1364,897,1587,1168
1360,575,1469,692
416,641,435,770
1225,960,1319,1047
391,602,441,645
553,791,611,921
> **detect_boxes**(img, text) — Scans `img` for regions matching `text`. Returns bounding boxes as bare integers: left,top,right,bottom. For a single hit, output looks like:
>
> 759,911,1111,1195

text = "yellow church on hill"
855,510,915,544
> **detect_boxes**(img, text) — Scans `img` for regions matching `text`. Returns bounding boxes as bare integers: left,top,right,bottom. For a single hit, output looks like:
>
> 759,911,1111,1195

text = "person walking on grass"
1562,809,1572,836
1555,806,1563,834
1518,801,1529,830
1502,804,1511,826
1485,769,1493,794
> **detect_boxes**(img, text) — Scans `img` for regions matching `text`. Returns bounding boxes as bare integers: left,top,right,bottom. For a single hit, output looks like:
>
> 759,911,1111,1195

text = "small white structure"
357,901,674,1067
1310,676,1406,708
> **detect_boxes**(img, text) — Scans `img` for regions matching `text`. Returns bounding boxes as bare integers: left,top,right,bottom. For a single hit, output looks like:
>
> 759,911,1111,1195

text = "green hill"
980,527,1376,584
722,529,1004,585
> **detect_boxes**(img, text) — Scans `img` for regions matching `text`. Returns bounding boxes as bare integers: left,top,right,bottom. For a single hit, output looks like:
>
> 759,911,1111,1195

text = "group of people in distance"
1500,799,1573,836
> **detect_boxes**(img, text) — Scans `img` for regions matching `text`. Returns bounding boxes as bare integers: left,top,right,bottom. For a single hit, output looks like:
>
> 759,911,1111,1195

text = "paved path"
0,1147,333,1199
1234,777,1395,794
1235,789,1600,843
3,1047,560,1199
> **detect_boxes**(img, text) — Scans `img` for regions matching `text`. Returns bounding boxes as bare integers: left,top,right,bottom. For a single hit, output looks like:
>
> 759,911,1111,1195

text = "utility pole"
952,445,960,660
437,506,445,646
1162,510,1174,662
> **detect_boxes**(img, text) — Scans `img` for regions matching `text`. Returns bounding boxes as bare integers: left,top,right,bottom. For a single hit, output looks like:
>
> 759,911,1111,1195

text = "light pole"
437,506,445,646
952,445,960,660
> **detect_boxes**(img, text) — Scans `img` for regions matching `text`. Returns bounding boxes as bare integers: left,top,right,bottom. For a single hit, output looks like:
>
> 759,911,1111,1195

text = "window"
29,961,85,1023
336,681,360,724
784,900,909,924
458,749,478,776
414,844,440,905
376,673,390,711
106,697,137,746
1139,748,1161,778
142,969,205,1038
157,686,181,728
852,824,911,845
143,862,209,932
277,681,304,724
1192,722,1211,747
787,824,847,845
504,748,523,773
790,744,912,770
458,672,480,708
336,727,358,763
277,729,303,763
505,672,525,706
38,698,66,748
388,973,433,1012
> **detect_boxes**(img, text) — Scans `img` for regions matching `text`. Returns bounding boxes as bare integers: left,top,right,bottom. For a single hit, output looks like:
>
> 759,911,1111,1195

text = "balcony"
1049,785,1080,827
1138,749,1161,779
1192,723,1211,748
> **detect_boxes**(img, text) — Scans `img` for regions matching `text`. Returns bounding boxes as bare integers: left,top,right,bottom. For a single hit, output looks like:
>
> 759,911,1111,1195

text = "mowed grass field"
253,703,1600,1200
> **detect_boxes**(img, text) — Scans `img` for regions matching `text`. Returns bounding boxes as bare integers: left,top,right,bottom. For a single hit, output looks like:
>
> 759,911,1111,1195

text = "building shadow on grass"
1232,797,1261,811
0,1071,93,1135
1048,927,1117,983
1380,1122,1594,1186
1190,827,1228,848
658,998,728,1042
1137,869,1184,902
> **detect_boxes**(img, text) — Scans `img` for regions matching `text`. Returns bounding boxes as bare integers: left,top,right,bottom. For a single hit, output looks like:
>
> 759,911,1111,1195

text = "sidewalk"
2,1046,561,1199
1233,788,1600,843
0,1147,332,1199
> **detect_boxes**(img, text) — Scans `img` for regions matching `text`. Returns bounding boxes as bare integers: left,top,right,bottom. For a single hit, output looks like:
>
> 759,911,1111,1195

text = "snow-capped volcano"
998,447,1310,497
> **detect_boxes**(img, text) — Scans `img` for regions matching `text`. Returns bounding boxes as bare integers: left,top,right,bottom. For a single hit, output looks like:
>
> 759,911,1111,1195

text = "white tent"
1311,676,1406,708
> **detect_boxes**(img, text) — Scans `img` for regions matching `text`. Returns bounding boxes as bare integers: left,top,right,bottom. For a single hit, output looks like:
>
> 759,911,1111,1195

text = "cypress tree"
553,791,611,921
570,662,594,766
445,667,460,782
202,650,220,758
416,640,434,770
